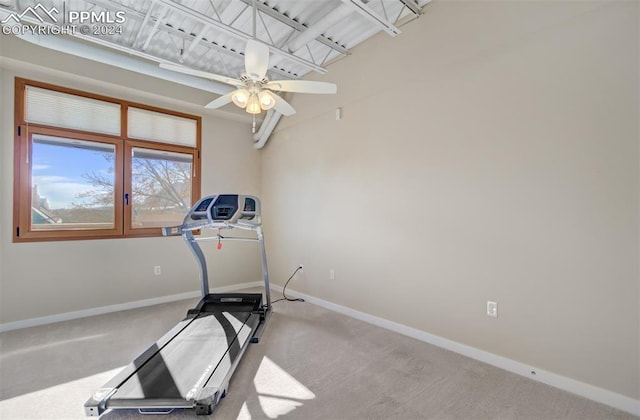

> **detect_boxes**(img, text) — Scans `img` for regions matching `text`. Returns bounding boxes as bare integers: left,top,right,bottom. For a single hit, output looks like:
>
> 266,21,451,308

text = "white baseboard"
271,285,640,417
0,281,263,333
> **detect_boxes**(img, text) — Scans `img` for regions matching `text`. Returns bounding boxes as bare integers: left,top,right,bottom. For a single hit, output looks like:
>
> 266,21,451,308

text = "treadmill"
85,194,271,417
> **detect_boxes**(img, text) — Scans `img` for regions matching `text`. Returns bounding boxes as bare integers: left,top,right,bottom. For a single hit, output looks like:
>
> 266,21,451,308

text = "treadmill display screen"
244,198,256,212
211,195,238,220
195,198,213,212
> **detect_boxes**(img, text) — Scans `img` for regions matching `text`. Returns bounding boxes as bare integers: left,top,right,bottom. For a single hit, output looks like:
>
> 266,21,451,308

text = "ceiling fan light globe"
258,91,276,110
246,94,262,114
231,89,250,108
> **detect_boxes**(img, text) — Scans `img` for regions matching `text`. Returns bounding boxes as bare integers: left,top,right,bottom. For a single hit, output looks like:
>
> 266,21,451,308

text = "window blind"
128,107,197,147
25,86,121,135
132,147,193,163
33,134,115,152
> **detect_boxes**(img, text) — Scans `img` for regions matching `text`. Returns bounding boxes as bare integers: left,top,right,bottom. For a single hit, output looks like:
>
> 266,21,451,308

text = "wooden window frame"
13,78,202,242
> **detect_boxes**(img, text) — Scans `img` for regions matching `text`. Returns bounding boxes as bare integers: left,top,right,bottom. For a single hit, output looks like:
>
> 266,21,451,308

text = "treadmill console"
163,194,261,235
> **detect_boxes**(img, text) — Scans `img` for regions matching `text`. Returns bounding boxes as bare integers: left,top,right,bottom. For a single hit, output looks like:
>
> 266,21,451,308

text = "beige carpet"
0,292,635,420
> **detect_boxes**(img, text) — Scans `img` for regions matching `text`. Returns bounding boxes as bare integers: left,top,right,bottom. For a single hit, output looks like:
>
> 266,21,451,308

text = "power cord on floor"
272,266,305,304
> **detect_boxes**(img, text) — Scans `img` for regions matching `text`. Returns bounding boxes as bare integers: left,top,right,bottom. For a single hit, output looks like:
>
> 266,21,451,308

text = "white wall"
0,37,262,324
0,47,4,318
262,0,639,401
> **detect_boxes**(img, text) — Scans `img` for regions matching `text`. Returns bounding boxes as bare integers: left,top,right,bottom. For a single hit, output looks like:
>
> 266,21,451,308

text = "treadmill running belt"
110,311,251,401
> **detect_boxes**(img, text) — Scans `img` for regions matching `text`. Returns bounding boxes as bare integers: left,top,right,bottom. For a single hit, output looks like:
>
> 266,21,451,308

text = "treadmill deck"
85,301,262,416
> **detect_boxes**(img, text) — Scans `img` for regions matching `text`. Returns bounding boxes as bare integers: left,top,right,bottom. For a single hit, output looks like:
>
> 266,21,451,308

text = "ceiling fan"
160,39,337,117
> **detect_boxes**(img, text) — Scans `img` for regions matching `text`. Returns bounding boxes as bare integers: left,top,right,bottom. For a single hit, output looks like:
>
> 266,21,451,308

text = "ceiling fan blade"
272,94,296,116
245,39,270,80
204,91,235,109
160,63,243,86
265,80,337,94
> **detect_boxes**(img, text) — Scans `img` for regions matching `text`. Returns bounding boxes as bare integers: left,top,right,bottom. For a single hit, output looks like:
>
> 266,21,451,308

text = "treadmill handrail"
162,220,260,236
163,195,271,308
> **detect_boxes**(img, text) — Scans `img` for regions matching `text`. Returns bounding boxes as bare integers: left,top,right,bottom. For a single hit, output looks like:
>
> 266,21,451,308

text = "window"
128,146,193,230
13,78,201,242
30,134,118,231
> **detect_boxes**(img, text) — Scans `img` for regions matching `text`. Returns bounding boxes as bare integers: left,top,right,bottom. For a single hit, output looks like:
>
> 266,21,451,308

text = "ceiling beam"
91,0,294,79
141,5,168,50
155,0,328,74
5,14,233,95
132,3,155,48
179,25,208,62
398,0,422,16
342,0,401,36
236,0,350,56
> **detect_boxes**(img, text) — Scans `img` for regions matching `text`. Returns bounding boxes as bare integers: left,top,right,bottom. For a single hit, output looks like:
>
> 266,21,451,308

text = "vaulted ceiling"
1,0,429,144
1,0,429,95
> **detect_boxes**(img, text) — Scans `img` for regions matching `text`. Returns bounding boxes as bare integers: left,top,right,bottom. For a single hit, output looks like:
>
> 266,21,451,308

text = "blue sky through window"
32,140,114,209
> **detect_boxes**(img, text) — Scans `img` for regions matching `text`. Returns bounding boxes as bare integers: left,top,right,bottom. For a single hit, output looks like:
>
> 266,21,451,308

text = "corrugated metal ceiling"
2,0,429,87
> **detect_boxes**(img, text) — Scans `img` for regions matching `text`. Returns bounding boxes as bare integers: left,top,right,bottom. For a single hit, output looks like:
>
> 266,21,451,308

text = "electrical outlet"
154,266,162,276
487,301,498,317
329,269,335,280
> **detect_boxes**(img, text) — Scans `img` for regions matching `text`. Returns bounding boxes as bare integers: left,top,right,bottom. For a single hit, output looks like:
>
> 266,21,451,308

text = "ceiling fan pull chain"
252,115,257,133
